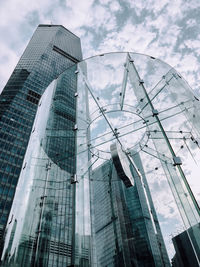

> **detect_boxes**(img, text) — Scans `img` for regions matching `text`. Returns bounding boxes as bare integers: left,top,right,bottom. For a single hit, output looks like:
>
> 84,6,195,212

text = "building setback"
0,24,82,255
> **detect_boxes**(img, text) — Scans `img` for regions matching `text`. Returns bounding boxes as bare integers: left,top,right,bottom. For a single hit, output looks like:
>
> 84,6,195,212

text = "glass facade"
92,148,170,266
0,64,92,266
172,223,200,267
1,47,200,266
0,24,82,254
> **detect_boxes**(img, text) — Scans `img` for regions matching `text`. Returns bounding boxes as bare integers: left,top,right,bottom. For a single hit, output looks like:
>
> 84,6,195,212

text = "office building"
172,223,200,267
0,63,92,266
0,25,200,266
0,24,82,254
91,144,170,266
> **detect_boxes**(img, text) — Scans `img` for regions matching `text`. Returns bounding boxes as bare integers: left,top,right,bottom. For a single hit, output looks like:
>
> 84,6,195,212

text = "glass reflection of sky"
76,52,200,259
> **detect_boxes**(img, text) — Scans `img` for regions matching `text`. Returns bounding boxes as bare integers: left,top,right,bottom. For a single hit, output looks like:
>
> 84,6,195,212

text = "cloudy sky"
0,0,200,257
0,0,200,93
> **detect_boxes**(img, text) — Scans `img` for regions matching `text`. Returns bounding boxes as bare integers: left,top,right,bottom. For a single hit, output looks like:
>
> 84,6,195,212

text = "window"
26,90,41,105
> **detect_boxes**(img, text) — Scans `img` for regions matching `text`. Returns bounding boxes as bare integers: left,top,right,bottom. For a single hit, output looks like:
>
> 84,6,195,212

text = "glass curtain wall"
0,25,82,254
1,65,92,266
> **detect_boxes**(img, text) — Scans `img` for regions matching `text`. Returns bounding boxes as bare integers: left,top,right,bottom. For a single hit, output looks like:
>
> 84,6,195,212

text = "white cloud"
99,0,112,5
109,2,121,12
184,39,200,56
0,1,200,259
186,18,196,28
0,43,18,91
127,0,169,16
97,20,157,54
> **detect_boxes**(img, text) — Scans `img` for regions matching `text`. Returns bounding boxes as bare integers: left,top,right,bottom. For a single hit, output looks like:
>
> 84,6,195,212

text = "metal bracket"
113,128,120,137
139,79,144,85
173,156,182,166
152,109,159,116
46,163,51,170
71,174,78,184
99,107,106,114
73,124,78,131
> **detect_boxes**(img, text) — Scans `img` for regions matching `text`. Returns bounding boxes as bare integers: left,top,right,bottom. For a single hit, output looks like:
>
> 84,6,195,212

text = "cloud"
96,20,157,54
0,1,200,259
0,43,18,91
1,0,199,92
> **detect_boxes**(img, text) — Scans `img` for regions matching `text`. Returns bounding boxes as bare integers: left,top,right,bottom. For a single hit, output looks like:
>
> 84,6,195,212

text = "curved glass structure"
1,52,200,266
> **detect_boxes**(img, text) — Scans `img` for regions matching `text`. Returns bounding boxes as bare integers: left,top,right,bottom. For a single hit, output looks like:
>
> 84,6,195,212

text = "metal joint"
71,174,78,184
113,128,120,137
73,124,78,131
99,107,106,114
139,79,144,85
46,163,51,170
152,109,159,116
173,156,182,166
41,195,47,200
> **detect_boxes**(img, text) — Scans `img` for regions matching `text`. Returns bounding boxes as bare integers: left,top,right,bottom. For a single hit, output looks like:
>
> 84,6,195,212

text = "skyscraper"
0,24,82,253
0,66,91,266
92,144,170,266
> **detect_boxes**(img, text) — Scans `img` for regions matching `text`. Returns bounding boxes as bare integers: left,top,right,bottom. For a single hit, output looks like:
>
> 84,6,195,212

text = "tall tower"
0,24,82,252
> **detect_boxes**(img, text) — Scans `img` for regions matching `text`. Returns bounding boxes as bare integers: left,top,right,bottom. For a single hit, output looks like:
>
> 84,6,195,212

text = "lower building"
172,223,200,267
91,144,170,266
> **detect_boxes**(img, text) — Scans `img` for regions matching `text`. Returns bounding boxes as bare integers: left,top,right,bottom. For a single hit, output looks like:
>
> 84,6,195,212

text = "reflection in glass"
1,52,200,266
